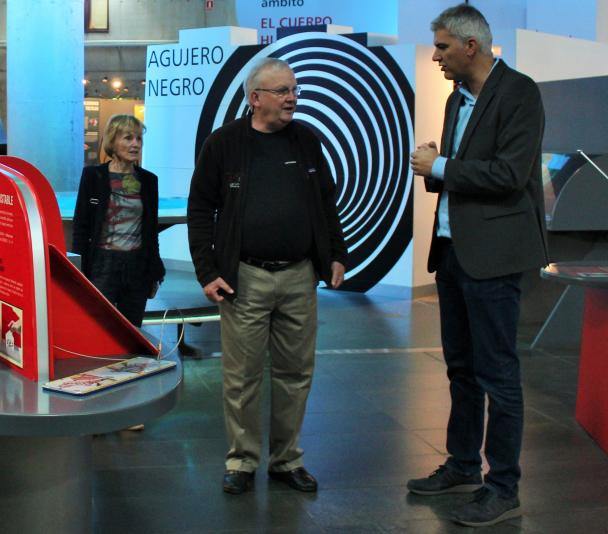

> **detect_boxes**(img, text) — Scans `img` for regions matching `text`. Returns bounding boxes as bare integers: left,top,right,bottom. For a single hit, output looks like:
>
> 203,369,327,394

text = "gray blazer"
426,60,549,279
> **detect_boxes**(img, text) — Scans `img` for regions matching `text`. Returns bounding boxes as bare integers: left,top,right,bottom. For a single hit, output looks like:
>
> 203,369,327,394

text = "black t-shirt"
241,128,313,261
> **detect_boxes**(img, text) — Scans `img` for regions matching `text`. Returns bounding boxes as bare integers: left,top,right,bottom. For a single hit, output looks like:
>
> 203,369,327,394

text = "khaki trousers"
220,259,317,473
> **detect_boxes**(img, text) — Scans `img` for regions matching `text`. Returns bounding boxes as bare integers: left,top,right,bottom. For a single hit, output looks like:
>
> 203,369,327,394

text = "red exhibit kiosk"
541,262,608,454
0,157,181,534
0,156,158,382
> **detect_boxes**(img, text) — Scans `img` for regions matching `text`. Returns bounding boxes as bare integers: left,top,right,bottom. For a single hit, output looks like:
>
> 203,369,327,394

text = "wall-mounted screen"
542,152,589,222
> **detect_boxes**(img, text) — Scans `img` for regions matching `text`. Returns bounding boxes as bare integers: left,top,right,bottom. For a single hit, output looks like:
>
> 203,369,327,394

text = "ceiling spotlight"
82,79,89,85
102,76,108,83
111,79,122,90
140,79,146,86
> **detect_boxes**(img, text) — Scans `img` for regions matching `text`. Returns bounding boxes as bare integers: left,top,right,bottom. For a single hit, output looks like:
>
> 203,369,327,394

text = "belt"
242,257,301,272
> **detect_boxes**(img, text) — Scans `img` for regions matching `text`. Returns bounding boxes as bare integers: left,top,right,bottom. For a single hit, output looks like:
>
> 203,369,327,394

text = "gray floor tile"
86,269,608,533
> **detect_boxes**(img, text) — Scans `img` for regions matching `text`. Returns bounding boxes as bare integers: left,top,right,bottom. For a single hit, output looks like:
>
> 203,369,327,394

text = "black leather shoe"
223,470,255,494
268,467,318,492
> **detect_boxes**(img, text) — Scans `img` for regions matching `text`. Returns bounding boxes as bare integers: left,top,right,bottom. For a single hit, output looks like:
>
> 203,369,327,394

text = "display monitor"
542,152,590,223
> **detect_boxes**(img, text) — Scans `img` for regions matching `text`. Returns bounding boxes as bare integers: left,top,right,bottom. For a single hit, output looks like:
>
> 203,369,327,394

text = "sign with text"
235,0,398,44
144,27,257,198
0,165,44,379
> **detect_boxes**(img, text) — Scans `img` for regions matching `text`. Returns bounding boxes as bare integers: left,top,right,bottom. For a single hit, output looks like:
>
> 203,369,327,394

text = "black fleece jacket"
72,162,165,285
187,116,347,295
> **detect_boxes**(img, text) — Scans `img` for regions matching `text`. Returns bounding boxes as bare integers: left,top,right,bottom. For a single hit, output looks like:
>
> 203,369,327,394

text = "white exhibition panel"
144,25,415,291
516,29,608,82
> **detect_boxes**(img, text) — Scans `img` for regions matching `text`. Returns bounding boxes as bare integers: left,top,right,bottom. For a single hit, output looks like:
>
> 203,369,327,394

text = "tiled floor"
92,270,608,533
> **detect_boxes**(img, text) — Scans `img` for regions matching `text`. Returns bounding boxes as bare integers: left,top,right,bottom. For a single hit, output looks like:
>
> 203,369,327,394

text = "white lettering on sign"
0,194,14,206
262,0,305,6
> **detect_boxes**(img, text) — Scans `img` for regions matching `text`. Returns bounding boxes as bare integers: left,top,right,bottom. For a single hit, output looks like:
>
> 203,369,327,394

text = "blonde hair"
101,114,146,158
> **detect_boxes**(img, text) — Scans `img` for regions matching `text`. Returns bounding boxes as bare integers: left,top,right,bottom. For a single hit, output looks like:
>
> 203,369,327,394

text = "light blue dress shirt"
432,60,498,238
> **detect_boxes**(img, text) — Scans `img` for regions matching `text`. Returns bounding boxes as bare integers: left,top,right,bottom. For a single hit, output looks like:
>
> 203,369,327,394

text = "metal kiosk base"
0,353,181,534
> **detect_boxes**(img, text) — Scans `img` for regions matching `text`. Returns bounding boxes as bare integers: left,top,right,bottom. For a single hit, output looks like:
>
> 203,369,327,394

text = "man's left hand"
330,261,345,289
410,142,439,176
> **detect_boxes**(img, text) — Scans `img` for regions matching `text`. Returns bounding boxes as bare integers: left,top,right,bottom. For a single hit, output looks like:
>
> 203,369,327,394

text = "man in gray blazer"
408,4,548,528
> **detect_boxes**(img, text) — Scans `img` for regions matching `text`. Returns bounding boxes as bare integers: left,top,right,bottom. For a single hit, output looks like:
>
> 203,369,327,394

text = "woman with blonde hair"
72,114,165,327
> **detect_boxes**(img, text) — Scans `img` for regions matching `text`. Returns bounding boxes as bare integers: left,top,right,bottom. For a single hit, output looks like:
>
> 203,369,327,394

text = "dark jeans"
436,241,523,498
89,248,150,327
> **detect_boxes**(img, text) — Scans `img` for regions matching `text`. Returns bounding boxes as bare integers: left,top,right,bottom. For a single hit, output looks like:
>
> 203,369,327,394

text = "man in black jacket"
408,4,547,528
188,58,347,495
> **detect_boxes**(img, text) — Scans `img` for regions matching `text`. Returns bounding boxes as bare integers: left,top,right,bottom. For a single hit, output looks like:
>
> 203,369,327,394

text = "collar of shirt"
458,85,476,106
457,58,499,103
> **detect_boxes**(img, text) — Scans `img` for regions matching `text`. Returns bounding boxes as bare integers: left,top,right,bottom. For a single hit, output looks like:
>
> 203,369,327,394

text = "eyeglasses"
254,85,302,98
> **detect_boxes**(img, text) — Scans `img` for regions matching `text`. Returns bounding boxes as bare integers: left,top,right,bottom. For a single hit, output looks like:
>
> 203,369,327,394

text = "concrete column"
598,0,608,43
7,0,84,191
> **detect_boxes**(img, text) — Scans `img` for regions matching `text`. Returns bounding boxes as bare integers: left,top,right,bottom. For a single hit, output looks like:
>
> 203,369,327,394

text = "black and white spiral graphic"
196,33,414,292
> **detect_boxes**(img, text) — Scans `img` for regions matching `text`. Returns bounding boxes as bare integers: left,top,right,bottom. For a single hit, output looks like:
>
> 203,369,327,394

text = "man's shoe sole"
408,482,483,496
223,478,254,494
453,505,522,527
268,471,317,492
223,484,253,495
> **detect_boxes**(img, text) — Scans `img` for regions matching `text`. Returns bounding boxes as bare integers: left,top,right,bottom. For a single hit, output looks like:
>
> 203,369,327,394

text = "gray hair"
431,4,493,56
243,58,294,105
